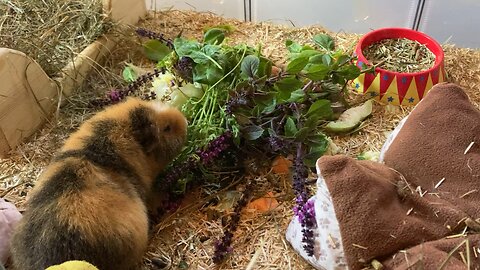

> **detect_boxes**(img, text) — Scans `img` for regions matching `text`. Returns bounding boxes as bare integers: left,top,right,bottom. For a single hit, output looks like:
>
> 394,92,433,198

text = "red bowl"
353,28,446,105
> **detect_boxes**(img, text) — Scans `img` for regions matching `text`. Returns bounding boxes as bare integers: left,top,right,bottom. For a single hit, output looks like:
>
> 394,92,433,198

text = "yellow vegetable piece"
325,99,373,133
45,260,98,270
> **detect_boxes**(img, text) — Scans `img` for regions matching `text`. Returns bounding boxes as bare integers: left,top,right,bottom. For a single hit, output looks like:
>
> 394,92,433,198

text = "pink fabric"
0,198,22,264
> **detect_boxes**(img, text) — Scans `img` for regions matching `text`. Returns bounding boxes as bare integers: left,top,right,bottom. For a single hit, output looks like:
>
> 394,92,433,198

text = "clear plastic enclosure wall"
146,0,480,48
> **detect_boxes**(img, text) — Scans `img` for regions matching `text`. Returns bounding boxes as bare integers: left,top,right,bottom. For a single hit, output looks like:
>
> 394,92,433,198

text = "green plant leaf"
313,34,335,51
303,134,329,167
321,82,342,93
186,45,224,69
241,55,260,78
308,54,324,64
336,55,351,66
257,56,273,78
284,117,298,137
299,50,321,58
261,98,277,114
275,77,302,102
307,99,333,119
142,40,172,61
203,28,225,45
275,76,303,91
304,64,330,80
173,37,201,57
266,128,277,138
304,114,322,130
294,127,310,141
242,125,264,140
203,24,236,33
193,62,223,84
303,152,321,167
287,89,305,102
254,92,277,106
286,57,309,74
322,54,332,66
122,66,136,83
337,65,361,80
286,39,303,53
308,133,330,149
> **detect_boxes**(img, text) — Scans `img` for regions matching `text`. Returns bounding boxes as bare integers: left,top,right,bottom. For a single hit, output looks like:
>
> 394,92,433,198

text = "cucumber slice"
325,99,373,133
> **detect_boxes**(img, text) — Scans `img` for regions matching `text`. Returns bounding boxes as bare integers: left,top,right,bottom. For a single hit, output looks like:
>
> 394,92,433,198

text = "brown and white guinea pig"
10,98,187,270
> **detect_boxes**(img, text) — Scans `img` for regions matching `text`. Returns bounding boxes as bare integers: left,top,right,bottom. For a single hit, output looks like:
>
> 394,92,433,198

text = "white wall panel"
418,0,480,48
251,0,418,34
145,0,245,20
144,0,480,48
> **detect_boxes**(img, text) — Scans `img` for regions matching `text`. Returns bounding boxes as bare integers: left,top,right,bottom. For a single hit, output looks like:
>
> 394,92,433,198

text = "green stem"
207,90,218,124
198,51,223,70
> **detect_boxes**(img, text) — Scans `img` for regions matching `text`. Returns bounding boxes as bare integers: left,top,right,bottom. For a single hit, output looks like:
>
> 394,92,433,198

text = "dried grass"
1,9,480,270
0,0,112,76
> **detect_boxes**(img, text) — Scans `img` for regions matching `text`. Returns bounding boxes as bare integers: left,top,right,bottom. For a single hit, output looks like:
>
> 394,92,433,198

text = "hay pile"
0,0,111,76
1,9,480,270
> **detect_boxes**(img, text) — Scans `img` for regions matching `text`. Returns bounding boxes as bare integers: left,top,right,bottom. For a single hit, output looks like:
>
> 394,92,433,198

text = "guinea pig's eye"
163,125,171,132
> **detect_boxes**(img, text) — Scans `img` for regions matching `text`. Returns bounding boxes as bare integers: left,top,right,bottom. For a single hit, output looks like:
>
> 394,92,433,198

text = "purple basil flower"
90,69,166,108
212,180,253,264
292,153,318,256
196,131,233,165
135,28,174,49
107,89,122,102
175,56,194,82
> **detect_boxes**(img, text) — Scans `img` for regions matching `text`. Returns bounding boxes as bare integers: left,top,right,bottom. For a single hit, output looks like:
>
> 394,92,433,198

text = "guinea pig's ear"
162,124,171,132
129,106,158,155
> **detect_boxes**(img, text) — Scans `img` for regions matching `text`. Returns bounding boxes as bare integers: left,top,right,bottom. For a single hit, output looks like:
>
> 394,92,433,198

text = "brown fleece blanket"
318,83,480,269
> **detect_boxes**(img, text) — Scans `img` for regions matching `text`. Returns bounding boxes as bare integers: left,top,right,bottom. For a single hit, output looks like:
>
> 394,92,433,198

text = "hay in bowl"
352,28,446,106
0,0,112,77
363,38,436,73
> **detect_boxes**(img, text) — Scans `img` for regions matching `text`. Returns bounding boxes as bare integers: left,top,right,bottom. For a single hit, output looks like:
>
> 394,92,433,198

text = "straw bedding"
0,0,111,76
1,9,480,270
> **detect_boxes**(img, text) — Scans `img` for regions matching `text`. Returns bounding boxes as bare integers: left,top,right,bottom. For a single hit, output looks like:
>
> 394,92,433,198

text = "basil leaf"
242,125,264,140
303,134,329,167
274,76,303,102
336,55,351,66
286,39,303,53
173,37,201,57
193,63,223,84
287,89,305,103
203,28,225,45
275,76,303,91
257,56,272,78
306,99,333,119
309,54,324,64
241,55,260,78
142,40,171,61
304,64,329,80
122,66,136,82
322,54,333,66
287,57,309,74
313,34,335,51
284,117,298,137
337,65,361,80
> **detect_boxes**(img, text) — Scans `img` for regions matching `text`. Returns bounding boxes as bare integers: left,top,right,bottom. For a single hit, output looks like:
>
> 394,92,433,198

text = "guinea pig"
10,97,187,270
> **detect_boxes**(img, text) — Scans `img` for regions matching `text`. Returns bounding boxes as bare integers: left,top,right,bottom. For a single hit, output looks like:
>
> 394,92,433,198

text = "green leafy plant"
107,27,372,262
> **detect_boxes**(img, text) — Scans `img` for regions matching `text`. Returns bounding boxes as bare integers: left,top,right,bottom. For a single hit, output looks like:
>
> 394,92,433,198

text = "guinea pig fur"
10,98,187,270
